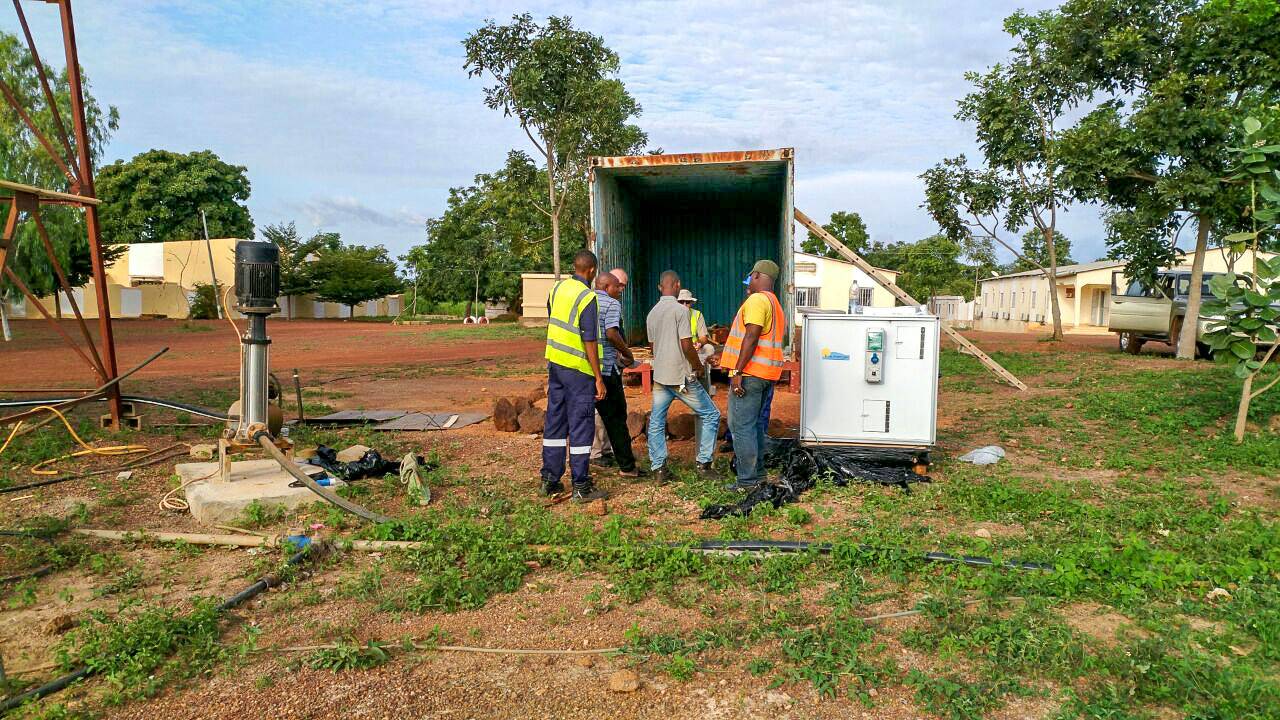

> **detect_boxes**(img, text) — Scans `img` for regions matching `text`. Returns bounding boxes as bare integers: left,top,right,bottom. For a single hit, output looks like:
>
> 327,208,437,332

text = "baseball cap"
750,259,780,280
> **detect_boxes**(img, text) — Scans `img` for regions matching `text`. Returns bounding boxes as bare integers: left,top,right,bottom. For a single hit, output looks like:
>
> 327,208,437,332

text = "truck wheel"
1119,333,1145,355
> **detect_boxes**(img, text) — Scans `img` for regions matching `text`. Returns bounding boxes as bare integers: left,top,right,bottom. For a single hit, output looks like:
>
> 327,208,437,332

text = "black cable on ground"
0,529,59,584
0,544,317,714
0,396,229,421
683,540,1054,573
254,432,392,524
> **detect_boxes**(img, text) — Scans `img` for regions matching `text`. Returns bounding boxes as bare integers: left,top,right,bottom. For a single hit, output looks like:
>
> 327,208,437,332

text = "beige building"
2,238,401,321
974,248,1277,333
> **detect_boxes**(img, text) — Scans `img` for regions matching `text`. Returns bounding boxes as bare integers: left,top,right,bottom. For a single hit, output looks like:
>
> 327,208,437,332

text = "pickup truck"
1108,270,1217,357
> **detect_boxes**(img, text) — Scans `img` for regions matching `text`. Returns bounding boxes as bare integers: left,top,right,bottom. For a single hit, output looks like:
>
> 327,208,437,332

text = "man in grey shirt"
645,270,720,482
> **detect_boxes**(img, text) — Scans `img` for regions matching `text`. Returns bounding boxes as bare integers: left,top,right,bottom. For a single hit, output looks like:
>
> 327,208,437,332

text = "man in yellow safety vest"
541,250,608,503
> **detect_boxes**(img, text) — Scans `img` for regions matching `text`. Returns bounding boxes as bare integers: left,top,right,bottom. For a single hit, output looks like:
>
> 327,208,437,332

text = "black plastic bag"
305,445,429,482
702,438,928,519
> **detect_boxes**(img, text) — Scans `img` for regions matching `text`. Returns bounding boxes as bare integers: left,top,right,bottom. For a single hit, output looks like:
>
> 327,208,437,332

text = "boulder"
493,398,520,432
668,413,696,440
528,385,546,402
189,443,217,461
627,411,647,439
517,407,545,435
513,396,532,416
767,418,789,437
43,613,76,635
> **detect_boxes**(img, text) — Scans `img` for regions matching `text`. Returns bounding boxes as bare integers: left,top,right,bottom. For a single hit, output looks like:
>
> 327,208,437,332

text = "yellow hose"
1,405,149,475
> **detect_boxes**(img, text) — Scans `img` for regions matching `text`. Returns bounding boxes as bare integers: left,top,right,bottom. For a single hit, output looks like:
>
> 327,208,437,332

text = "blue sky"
3,0,1108,265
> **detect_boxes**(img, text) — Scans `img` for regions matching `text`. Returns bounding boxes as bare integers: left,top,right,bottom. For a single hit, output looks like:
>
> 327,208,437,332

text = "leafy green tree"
1015,229,1074,272
260,221,342,318
801,211,868,259
464,14,646,278
403,151,578,316
1043,0,1280,358
0,29,120,324
309,244,402,316
96,149,253,244
1203,115,1280,442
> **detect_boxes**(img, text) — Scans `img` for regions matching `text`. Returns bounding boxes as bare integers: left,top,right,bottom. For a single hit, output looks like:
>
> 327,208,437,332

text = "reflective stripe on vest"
720,290,786,381
544,277,603,375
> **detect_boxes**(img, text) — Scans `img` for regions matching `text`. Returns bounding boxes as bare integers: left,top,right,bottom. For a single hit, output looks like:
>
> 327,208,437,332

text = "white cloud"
0,0,1107,262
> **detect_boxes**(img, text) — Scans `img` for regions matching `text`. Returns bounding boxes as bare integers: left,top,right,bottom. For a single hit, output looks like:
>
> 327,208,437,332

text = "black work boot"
571,482,609,503
541,478,565,496
696,461,716,477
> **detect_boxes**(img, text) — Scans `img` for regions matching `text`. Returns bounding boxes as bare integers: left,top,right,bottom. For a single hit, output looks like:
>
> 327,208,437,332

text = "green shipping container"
589,148,795,345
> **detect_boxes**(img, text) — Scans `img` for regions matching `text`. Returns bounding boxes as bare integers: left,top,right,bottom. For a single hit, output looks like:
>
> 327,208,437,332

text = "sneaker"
723,478,761,492
652,468,670,485
572,484,609,503
618,467,648,479
541,478,565,496
696,461,716,477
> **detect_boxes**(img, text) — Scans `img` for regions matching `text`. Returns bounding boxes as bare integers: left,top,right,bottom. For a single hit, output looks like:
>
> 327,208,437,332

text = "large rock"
767,418,789,437
493,398,520,432
517,407,545,435
513,396,532,416
627,411,647,439
668,413,695,440
528,384,546,402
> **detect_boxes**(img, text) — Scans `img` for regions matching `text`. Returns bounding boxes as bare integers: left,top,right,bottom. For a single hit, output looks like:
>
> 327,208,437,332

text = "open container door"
589,149,795,345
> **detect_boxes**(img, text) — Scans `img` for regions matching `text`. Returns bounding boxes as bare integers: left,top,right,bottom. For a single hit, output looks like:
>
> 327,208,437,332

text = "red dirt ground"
0,319,548,386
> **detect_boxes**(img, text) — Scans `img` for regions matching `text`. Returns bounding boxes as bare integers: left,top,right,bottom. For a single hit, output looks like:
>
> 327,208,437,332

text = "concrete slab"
178,459,344,526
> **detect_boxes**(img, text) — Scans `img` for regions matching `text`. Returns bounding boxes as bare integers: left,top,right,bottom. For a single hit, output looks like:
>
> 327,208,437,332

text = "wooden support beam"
794,208,1027,391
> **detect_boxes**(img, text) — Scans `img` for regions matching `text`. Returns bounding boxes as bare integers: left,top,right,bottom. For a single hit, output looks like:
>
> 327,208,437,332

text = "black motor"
234,241,280,312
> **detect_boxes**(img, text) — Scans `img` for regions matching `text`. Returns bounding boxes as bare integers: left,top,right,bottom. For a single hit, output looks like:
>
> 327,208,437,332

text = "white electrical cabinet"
799,311,939,448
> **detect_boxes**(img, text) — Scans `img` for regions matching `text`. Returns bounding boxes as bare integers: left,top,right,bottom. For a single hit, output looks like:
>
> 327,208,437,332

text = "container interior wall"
594,163,791,344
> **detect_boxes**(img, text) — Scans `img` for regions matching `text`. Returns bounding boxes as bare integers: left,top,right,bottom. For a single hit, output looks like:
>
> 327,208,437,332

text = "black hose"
0,395,229,421
683,540,1053,573
254,432,392,524
0,544,315,713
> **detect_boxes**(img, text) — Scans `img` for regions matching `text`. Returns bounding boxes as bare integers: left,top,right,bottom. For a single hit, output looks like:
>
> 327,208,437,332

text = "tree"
1044,0,1280,359
261,221,342,318
1,29,120,333
1015,229,1074,272
1202,115,1280,442
464,14,646,278
403,151,578,316
96,149,253,244
802,211,869,259
924,11,1082,341
309,244,403,316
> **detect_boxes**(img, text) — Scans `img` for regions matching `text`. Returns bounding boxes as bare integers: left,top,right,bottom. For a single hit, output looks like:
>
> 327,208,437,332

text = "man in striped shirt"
592,271,640,476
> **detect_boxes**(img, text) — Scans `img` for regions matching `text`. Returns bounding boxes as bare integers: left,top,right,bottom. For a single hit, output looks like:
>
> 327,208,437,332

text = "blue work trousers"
541,363,597,487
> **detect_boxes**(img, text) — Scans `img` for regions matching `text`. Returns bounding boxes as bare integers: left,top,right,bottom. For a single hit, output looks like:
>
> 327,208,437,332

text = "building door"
1091,289,1108,326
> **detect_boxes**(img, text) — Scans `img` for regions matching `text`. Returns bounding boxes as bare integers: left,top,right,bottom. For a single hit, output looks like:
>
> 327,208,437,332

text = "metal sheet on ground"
309,410,408,425
372,412,488,432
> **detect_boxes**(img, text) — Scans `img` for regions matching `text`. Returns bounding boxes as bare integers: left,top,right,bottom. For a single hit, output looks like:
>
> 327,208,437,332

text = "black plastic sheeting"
702,438,928,520
303,445,431,482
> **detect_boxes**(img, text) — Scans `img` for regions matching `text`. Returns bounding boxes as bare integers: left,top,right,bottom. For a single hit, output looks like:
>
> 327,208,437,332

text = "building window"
999,292,1004,307
1031,290,1037,307
857,287,874,306
796,287,820,308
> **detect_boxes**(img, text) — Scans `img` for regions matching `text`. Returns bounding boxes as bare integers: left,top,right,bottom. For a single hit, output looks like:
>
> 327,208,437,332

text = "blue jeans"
729,375,773,482
724,381,773,446
648,382,720,470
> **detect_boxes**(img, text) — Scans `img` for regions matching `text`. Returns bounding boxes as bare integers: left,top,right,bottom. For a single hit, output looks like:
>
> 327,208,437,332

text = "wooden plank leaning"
794,208,1027,391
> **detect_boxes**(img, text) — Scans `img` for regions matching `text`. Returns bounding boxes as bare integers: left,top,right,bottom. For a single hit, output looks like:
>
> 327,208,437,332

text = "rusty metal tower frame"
2,0,124,426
